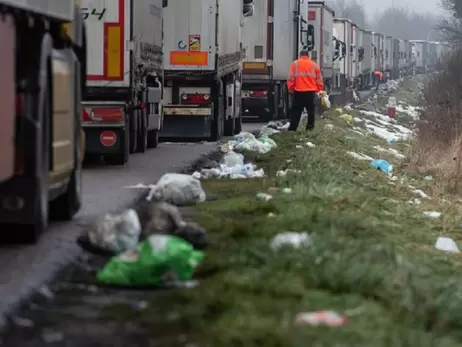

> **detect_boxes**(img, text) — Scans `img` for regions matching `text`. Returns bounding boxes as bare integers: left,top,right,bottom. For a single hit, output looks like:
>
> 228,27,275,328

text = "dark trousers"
288,91,316,131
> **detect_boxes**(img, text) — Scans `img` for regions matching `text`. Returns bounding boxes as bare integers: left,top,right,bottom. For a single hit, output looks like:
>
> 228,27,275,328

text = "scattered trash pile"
78,173,210,287
192,121,287,180
77,120,288,286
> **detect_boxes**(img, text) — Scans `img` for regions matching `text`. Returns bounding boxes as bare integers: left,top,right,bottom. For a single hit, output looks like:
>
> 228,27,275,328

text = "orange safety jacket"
287,56,324,92
374,71,384,80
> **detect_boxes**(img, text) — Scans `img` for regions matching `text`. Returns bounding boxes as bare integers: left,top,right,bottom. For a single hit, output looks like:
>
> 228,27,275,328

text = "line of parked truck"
82,0,452,160
0,0,453,241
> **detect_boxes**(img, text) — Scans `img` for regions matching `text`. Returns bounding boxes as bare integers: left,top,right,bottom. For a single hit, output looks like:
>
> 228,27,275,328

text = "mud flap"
159,106,213,139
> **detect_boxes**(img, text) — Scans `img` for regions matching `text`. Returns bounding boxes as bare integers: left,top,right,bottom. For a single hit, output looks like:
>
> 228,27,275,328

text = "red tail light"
16,94,24,117
250,90,267,97
181,93,211,105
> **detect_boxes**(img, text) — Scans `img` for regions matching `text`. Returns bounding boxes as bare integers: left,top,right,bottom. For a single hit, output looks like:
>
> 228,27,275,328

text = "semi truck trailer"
0,0,86,241
82,0,164,165
160,0,247,139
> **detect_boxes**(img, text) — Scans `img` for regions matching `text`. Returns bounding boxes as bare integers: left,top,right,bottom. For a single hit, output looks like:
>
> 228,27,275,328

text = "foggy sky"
361,0,442,17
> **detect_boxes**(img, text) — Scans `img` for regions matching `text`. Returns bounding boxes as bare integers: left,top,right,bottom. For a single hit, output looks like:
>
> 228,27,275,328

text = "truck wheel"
234,113,242,134
224,78,235,136
129,110,137,153
211,80,224,141
25,73,51,243
147,130,159,148
136,113,147,153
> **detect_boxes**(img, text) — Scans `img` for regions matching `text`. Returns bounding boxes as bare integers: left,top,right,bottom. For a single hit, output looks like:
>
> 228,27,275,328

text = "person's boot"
306,124,314,131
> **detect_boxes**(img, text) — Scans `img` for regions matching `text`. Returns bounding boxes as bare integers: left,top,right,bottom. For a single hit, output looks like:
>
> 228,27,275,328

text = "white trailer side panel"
133,0,163,75
272,0,308,80
362,31,372,73
83,0,131,87
308,2,334,78
0,0,74,21
398,39,405,69
333,19,351,77
218,0,241,58
356,27,363,76
384,37,392,70
351,24,357,78
163,0,217,71
241,0,268,63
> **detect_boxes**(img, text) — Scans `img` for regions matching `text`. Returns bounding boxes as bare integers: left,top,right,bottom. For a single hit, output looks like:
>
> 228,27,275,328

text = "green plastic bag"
96,235,204,286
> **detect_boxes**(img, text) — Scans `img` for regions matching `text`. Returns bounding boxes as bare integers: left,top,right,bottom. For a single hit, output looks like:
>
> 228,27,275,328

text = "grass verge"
113,78,462,346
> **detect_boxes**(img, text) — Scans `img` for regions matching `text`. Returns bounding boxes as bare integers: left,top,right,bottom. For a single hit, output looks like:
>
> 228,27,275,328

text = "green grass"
116,77,462,346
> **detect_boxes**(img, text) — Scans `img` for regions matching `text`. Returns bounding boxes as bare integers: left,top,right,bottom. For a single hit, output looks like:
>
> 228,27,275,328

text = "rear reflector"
82,107,124,122
250,90,267,97
181,93,211,105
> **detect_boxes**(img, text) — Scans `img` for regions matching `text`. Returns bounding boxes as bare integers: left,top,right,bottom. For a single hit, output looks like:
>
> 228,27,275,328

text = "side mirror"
243,0,254,17
306,24,314,51
162,0,167,7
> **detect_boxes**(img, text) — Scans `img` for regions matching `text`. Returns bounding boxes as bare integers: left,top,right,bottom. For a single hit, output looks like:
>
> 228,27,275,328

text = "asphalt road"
0,122,265,332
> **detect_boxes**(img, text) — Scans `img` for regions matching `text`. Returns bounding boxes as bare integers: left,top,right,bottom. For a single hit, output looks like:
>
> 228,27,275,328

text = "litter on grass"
435,237,460,253
84,209,141,254
256,193,273,201
270,232,310,250
276,169,302,177
97,235,204,286
295,311,347,327
225,132,277,154
371,159,393,176
413,189,430,199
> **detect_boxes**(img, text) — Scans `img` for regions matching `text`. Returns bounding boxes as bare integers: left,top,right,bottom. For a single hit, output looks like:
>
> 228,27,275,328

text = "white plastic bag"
321,94,331,109
220,151,244,166
435,236,460,253
88,209,141,254
150,173,206,206
270,232,311,250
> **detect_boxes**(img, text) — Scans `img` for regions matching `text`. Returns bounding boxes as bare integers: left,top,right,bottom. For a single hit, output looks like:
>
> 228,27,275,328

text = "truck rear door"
163,0,216,72
241,0,270,74
82,0,131,88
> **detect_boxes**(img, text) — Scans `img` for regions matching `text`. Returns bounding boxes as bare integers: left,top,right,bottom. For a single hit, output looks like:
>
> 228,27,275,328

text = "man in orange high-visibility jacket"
287,49,324,131
374,70,383,90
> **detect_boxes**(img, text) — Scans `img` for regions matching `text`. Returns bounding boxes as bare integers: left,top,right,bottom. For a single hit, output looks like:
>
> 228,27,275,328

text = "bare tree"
439,0,462,43
373,7,439,40
329,0,368,28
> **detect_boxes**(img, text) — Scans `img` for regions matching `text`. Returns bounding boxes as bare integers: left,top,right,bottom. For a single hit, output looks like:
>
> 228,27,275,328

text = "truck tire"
211,80,224,141
129,109,137,153
224,77,235,136
24,62,52,243
136,112,147,153
234,112,242,134
147,130,159,148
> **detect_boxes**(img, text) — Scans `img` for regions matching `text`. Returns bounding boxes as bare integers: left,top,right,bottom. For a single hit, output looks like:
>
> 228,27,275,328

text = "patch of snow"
423,211,441,218
373,145,405,159
347,152,374,161
413,189,430,199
